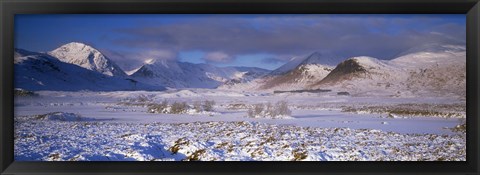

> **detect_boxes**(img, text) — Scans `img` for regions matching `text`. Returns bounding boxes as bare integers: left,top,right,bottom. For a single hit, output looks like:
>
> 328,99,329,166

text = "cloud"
111,15,465,64
261,57,287,64
204,51,233,63
99,48,178,71
98,49,143,71
142,50,178,61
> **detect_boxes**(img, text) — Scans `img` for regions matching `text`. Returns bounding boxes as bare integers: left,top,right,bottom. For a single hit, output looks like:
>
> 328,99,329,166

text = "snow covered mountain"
48,42,127,77
15,41,465,98
221,44,465,98
269,51,338,75
309,44,466,97
220,52,336,91
389,44,466,98
14,49,165,91
16,42,268,90
312,56,398,86
221,67,272,87
130,58,269,88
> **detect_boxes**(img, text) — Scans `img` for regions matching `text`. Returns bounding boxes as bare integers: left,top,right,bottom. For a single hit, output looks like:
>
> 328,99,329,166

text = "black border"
1,0,479,175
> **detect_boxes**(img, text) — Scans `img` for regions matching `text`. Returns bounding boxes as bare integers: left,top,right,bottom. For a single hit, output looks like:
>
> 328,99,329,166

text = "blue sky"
15,14,465,71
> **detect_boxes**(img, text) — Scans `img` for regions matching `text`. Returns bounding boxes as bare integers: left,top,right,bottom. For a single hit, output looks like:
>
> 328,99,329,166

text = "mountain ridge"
220,44,465,98
219,51,336,91
14,49,165,91
308,45,465,97
14,42,466,98
130,58,270,88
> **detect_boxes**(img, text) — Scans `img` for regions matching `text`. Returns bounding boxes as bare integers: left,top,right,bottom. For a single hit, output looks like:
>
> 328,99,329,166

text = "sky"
15,14,466,71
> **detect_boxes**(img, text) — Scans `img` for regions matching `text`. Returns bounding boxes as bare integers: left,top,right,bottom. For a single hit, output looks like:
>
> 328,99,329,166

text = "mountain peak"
270,51,337,75
49,42,126,77
65,41,89,47
349,56,385,67
144,58,156,65
299,51,338,66
57,42,97,52
312,56,391,86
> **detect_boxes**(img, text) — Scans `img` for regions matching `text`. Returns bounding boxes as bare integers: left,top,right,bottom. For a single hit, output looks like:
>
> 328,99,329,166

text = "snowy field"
14,89,466,161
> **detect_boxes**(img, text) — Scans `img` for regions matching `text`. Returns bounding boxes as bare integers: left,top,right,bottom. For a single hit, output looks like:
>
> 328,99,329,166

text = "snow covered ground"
14,89,466,161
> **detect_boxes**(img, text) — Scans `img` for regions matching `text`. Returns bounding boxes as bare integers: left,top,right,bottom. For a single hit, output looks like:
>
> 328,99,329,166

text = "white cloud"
204,51,233,63
142,50,178,61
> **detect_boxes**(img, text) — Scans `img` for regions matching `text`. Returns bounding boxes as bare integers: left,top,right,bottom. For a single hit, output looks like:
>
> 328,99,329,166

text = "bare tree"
171,102,188,114
147,99,169,113
203,100,215,112
275,100,291,116
193,101,202,112
246,101,291,118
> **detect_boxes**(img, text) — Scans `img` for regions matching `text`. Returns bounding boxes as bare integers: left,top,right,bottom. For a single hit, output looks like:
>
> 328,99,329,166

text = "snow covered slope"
130,58,269,88
270,52,338,75
391,44,466,67
314,56,398,85
220,52,336,91
14,49,165,91
213,66,270,87
310,44,466,98
49,42,127,77
390,44,466,98
309,56,404,96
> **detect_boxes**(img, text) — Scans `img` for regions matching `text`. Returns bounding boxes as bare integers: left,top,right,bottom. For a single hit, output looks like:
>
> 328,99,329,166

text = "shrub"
247,103,267,118
247,107,255,118
252,103,265,117
136,94,150,102
451,123,466,133
147,100,169,113
148,100,215,115
247,101,291,118
227,103,247,110
193,101,202,112
169,138,189,154
292,148,308,161
186,149,206,161
203,100,215,112
264,102,274,117
171,102,188,114
275,101,292,117
14,89,38,97
160,99,168,108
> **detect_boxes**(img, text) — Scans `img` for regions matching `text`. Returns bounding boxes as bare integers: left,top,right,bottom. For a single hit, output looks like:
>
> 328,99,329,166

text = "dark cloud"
98,49,143,71
111,15,465,64
99,48,178,71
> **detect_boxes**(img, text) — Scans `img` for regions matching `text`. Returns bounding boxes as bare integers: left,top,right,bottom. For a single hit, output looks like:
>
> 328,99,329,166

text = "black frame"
1,0,479,174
